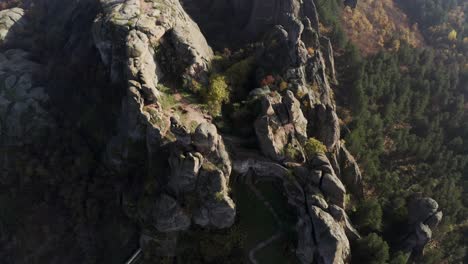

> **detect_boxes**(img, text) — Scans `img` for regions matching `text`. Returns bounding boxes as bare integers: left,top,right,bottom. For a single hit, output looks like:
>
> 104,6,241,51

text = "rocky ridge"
0,0,442,263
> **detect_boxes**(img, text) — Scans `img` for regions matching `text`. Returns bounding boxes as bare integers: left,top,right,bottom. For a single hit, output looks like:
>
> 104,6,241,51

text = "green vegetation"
315,0,467,262
353,233,390,264
284,143,301,161
315,0,348,48
205,74,229,116
303,138,327,158
185,54,256,117
351,198,383,233
214,191,224,202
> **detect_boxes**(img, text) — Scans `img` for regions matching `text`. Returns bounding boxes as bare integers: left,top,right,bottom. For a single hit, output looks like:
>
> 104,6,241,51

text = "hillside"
341,0,425,55
0,0,466,264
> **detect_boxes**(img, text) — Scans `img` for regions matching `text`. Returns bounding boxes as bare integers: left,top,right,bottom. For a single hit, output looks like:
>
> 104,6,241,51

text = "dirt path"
246,176,284,264
248,232,282,264
173,92,211,126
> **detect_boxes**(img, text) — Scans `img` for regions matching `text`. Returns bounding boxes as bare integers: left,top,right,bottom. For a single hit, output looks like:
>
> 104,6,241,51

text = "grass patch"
232,182,278,261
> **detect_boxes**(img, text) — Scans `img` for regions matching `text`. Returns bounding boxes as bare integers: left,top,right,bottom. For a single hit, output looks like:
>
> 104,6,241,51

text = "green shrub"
225,57,254,90
389,251,409,264
284,143,302,161
214,191,224,201
205,74,229,116
304,138,327,158
353,198,383,232
353,233,390,264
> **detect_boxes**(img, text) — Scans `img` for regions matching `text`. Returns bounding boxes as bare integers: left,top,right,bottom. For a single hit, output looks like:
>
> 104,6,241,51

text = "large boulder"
254,92,307,161
0,8,28,45
94,0,213,93
328,205,361,241
315,104,340,151
0,49,53,147
93,0,214,168
151,194,191,232
320,36,337,85
192,122,232,177
321,173,346,208
193,168,236,229
338,145,363,197
192,123,219,153
407,197,440,225
296,213,316,264
310,206,350,264
402,197,443,258
168,151,204,194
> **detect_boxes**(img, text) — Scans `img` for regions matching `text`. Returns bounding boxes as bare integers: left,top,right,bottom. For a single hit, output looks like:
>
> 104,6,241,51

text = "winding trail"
246,174,284,264
125,248,142,264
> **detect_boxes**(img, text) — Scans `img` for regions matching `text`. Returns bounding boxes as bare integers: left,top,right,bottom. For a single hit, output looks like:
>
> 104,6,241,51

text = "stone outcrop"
0,8,27,46
309,206,350,264
193,168,236,229
0,0,428,263
233,155,354,264
140,121,235,255
402,197,443,259
320,36,338,85
150,194,191,232
0,49,53,147
93,0,214,168
255,91,307,162
338,145,363,196
168,151,203,194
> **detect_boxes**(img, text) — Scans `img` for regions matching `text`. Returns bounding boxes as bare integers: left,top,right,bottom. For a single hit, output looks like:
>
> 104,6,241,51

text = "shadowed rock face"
180,0,320,48
0,0,441,263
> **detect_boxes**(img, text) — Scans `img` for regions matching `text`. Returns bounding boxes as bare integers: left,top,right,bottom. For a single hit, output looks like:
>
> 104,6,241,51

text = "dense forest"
318,0,467,263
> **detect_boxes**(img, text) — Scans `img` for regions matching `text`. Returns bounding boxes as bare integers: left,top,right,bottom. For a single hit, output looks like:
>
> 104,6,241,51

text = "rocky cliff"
0,0,440,263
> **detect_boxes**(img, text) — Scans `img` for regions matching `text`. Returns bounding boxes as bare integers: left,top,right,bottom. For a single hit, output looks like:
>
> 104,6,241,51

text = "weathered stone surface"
170,116,192,147
321,173,346,208
296,214,316,264
328,205,361,241
403,196,443,258
93,0,215,170
320,36,338,85
407,197,439,225
254,92,308,161
168,152,203,194
193,122,232,177
140,232,179,257
193,168,235,229
426,211,443,229
301,17,319,49
254,93,289,160
338,145,363,196
403,223,432,256
316,104,340,151
0,8,27,45
192,123,219,153
0,50,53,147
310,153,335,174
308,194,329,210
310,206,350,264
94,0,213,92
283,90,308,143
151,194,191,232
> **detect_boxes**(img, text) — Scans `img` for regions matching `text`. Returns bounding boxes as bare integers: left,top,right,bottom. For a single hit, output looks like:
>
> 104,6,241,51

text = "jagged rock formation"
0,8,27,46
254,90,307,162
402,197,443,260
0,0,443,263
0,49,53,146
